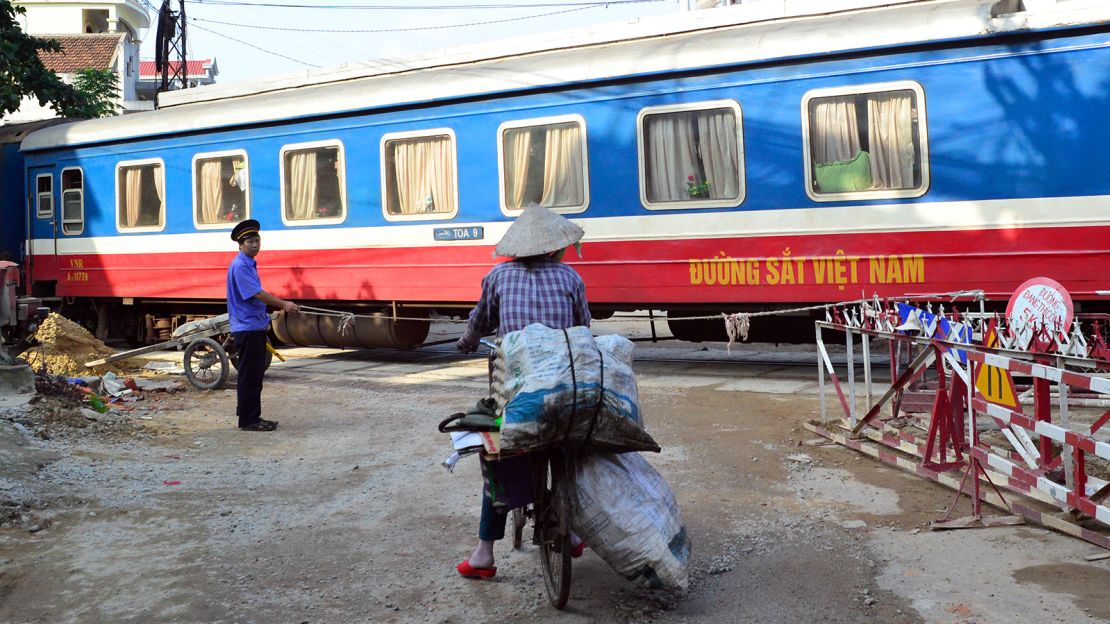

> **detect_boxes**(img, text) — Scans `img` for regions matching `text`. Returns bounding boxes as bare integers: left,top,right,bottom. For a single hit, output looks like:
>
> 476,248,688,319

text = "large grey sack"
571,452,690,591
494,324,658,454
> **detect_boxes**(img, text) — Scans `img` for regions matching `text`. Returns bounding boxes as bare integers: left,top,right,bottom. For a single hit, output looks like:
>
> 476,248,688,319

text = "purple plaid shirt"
461,257,590,346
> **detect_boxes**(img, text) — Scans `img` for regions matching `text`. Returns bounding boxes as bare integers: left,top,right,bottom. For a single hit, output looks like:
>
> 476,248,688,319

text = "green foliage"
0,0,120,119
69,68,119,118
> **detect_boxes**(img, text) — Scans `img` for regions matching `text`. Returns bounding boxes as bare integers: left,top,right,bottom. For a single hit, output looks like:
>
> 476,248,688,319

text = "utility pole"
154,0,188,93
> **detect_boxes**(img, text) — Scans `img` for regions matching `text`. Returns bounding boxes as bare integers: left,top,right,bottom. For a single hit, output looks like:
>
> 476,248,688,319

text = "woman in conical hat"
492,203,585,259
455,204,591,579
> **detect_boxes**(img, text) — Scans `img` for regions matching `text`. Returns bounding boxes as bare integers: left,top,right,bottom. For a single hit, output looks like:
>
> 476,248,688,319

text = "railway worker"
455,204,591,579
227,219,299,432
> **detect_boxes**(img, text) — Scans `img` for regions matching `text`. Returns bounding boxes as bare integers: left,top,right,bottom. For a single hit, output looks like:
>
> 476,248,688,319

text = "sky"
137,0,690,85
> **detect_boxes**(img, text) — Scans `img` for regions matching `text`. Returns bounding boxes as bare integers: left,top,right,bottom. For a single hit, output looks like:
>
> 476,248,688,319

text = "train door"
25,165,55,287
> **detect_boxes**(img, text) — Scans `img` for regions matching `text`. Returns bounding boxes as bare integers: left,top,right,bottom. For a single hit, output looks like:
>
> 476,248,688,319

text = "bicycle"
480,339,577,610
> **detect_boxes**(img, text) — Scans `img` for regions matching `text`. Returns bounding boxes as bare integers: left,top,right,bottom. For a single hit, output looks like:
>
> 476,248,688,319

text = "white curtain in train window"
695,110,739,200
540,124,583,208
867,93,915,189
811,97,860,164
123,168,142,227
504,129,531,209
392,136,455,214
287,151,317,220
199,160,222,224
645,113,699,202
152,167,163,225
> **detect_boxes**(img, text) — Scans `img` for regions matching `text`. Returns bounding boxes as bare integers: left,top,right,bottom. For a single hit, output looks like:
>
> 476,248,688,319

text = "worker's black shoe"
240,419,278,431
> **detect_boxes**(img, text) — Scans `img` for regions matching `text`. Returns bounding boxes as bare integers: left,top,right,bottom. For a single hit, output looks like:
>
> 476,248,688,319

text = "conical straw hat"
494,204,584,258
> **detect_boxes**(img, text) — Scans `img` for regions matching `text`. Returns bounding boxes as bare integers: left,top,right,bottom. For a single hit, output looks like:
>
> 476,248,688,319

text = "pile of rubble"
19,313,124,377
1,312,185,440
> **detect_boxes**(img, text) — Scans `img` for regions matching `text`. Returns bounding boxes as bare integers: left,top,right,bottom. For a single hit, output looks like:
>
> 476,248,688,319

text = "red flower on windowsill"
686,175,711,199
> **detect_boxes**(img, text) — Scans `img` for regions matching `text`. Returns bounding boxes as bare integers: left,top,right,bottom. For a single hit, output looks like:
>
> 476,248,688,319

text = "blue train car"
12,0,1110,345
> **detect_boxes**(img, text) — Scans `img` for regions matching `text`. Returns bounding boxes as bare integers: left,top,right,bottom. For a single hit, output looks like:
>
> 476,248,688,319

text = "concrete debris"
143,361,185,374
133,379,182,392
0,363,35,401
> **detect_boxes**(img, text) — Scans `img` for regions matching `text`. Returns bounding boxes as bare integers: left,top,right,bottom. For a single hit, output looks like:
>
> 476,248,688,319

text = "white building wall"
5,97,57,124
18,5,86,34
121,38,139,101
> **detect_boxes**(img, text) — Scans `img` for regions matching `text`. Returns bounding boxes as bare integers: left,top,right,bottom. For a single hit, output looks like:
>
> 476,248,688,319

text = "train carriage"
8,0,1110,347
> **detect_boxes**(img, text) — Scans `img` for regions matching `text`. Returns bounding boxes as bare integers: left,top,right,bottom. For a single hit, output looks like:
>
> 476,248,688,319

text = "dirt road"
1,351,1108,623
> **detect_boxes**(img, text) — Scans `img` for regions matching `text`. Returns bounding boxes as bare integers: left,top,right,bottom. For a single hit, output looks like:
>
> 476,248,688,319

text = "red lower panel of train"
27,225,1110,306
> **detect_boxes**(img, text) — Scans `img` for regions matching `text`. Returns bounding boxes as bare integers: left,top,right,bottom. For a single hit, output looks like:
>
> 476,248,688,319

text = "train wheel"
183,337,230,390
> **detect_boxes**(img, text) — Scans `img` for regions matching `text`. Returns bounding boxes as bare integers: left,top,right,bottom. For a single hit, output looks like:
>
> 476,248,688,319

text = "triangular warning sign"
975,328,1020,410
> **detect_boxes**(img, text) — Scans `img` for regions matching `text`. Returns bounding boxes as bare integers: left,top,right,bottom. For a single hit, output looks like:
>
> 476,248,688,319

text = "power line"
139,0,326,68
227,0,349,65
142,0,669,76
188,0,662,9
189,5,603,33
188,21,322,67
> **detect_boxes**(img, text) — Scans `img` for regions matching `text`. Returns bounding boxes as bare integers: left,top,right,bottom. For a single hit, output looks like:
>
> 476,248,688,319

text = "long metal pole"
179,0,188,89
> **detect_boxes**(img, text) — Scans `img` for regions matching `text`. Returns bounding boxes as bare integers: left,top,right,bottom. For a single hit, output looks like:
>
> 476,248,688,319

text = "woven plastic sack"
571,452,690,591
494,324,659,454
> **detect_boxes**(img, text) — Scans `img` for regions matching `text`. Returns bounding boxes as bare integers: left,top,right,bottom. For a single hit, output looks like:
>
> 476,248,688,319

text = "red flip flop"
571,542,587,558
457,559,497,579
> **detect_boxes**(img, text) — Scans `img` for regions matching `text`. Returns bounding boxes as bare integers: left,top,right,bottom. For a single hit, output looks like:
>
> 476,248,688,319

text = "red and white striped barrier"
807,307,1110,550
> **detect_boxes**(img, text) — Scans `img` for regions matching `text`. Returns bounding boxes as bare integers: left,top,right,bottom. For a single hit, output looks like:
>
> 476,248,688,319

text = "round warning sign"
1006,277,1074,331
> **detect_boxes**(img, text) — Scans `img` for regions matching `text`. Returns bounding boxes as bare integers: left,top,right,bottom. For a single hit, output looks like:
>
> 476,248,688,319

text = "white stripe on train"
27,194,1110,256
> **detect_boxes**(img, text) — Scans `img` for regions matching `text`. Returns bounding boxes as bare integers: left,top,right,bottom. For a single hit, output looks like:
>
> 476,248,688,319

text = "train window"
637,100,745,210
497,115,588,215
381,129,458,221
35,174,53,219
61,168,83,235
116,159,166,232
193,151,250,229
280,141,346,226
801,81,929,201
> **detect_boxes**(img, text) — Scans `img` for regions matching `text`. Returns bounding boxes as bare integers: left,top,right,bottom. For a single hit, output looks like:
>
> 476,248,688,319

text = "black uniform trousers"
233,330,268,428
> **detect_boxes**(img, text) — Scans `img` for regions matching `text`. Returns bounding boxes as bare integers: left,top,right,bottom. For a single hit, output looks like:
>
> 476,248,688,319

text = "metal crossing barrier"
805,296,1110,550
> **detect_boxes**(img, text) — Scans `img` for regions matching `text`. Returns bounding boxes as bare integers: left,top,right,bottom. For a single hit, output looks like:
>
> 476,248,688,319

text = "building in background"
136,59,218,101
2,0,152,123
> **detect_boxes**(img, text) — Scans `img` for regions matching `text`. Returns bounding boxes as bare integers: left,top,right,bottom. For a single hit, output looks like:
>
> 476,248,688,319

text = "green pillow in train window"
814,150,873,193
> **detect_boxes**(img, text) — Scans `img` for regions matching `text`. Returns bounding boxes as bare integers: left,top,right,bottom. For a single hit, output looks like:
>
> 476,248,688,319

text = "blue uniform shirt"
227,252,270,332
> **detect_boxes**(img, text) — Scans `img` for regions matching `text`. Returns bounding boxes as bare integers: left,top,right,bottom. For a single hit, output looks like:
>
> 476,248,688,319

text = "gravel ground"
1,352,1108,623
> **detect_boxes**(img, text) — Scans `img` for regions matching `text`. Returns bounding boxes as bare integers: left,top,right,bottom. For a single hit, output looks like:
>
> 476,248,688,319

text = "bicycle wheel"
538,452,572,609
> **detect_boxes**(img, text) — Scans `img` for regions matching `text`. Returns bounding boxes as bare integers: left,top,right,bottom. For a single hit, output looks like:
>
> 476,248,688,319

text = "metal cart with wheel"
84,314,274,390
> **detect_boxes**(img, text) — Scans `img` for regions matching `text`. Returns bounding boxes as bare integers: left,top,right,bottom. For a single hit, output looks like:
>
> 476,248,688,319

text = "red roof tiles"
138,59,215,79
37,34,123,73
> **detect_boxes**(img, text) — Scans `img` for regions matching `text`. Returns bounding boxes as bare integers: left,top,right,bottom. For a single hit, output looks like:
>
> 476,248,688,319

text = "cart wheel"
228,341,274,372
183,337,230,390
